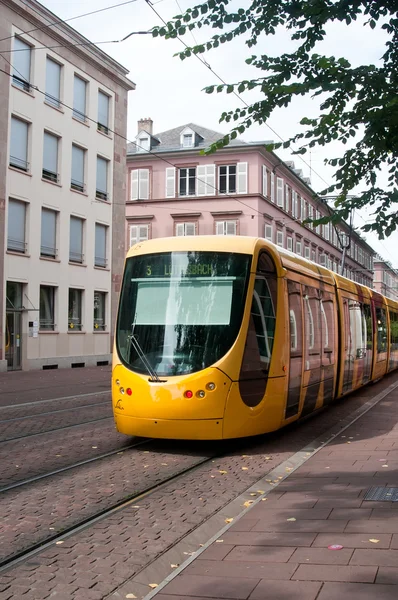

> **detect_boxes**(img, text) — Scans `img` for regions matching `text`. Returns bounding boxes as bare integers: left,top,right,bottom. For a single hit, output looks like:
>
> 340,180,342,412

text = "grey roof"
127,123,249,155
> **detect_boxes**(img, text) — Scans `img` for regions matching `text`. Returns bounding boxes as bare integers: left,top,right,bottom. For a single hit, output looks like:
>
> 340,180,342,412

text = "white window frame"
131,169,150,201
175,222,196,236
218,165,237,194
296,240,302,255
287,236,293,251
96,156,109,201
129,224,149,246
276,177,284,207
264,224,273,241
71,145,85,193
305,246,310,259
179,167,196,197
270,171,275,203
7,199,27,253
69,216,84,264
45,57,61,108
215,220,237,236
40,208,57,258
276,230,284,247
262,165,268,197
73,75,87,122
98,90,110,134
12,37,31,92
10,116,29,172
42,131,59,183
94,291,106,331
94,223,107,268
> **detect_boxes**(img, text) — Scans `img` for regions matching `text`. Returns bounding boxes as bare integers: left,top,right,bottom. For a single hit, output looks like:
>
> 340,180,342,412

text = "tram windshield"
116,251,251,376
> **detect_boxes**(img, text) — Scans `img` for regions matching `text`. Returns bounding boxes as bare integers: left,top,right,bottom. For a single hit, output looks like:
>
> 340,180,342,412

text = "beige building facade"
1,0,134,371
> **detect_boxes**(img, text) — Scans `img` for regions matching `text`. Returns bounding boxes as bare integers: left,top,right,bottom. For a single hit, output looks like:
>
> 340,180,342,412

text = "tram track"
0,399,110,424
0,414,113,443
0,437,150,493
0,389,110,411
0,449,219,573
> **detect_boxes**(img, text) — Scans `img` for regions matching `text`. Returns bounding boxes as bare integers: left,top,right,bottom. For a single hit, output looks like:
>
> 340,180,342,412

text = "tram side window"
348,300,367,359
376,306,387,356
320,292,335,365
390,311,398,350
303,286,321,371
288,281,302,357
363,303,373,353
251,277,277,367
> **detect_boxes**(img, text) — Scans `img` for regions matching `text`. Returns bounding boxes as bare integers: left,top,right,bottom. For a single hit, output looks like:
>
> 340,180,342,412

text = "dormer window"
137,135,150,153
183,134,193,148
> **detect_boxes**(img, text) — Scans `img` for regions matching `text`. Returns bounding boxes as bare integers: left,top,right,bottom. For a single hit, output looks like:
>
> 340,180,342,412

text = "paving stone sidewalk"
151,381,398,600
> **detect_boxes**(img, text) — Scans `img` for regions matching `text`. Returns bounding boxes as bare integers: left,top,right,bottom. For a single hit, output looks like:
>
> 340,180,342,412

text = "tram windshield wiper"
128,330,162,383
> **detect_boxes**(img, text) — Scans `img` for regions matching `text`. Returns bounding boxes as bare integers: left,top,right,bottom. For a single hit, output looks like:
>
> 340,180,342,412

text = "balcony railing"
7,238,27,253
72,109,87,123
71,179,85,193
40,245,57,258
94,255,107,268
39,318,55,331
69,251,84,264
42,169,58,183
12,75,32,92
97,122,109,135
95,189,108,201
10,156,29,172
45,93,61,109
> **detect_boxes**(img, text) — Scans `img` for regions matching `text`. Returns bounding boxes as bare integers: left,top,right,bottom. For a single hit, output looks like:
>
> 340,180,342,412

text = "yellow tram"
112,236,398,440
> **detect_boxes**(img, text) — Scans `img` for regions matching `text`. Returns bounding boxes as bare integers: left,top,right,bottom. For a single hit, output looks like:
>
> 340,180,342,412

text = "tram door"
5,311,22,370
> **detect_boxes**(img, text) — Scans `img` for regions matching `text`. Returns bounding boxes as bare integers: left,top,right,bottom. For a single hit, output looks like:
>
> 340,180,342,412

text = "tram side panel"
370,291,389,382
386,298,398,372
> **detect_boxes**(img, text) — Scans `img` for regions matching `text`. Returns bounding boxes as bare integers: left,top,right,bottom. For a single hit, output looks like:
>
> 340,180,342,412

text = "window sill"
44,100,64,114
67,330,86,334
93,330,108,334
70,187,88,197
42,178,62,188
68,261,87,268
39,330,59,334
6,250,30,258
72,116,90,127
94,266,110,271
40,256,60,263
12,82,35,98
95,196,111,204
8,166,32,177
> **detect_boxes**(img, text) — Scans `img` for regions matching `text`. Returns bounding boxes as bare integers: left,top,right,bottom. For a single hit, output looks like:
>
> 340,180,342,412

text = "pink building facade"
126,121,374,287
373,258,398,301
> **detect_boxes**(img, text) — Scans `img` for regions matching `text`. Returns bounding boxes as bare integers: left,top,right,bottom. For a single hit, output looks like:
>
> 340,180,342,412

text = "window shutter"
206,164,215,195
285,185,289,211
175,223,185,236
216,221,225,235
226,220,237,235
131,170,138,200
301,197,305,220
197,165,206,196
139,169,149,200
262,165,268,197
237,162,247,194
129,225,137,247
277,177,284,207
270,172,275,202
185,223,196,236
165,167,176,198
139,225,149,241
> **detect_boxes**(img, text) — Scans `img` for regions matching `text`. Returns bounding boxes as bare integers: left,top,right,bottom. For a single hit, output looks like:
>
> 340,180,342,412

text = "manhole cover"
363,487,398,502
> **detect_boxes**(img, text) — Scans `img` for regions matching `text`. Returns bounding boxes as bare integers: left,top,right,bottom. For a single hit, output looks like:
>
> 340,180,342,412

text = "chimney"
137,118,153,135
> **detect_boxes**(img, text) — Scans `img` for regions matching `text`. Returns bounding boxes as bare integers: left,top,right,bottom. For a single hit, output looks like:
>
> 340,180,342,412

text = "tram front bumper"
114,413,224,440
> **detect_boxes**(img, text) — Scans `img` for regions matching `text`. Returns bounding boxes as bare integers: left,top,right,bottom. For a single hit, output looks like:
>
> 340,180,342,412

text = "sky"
38,0,397,268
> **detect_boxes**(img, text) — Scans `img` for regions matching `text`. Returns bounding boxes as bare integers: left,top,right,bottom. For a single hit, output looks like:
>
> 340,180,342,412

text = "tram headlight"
206,382,216,391
119,387,125,395
196,390,206,398
115,379,120,385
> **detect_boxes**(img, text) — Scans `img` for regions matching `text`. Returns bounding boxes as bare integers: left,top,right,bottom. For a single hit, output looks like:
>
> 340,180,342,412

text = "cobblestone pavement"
0,417,131,488
153,379,398,600
2,374,397,599
0,365,111,408
0,397,112,442
0,392,109,422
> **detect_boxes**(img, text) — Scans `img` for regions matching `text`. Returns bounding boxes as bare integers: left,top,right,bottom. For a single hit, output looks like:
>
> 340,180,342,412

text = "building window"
262,166,268,197
69,216,84,263
96,156,109,201
182,133,193,147
71,145,85,192
270,172,275,203
41,208,57,258
265,224,273,241
73,75,87,121
42,132,59,182
305,246,310,259
276,230,284,247
216,220,237,235
323,223,330,241
219,165,236,194
68,288,82,330
136,135,150,152
175,222,196,236
95,223,107,268
296,240,302,255
131,169,149,200
45,57,61,108
12,37,31,91
277,177,284,207
179,167,196,196
97,90,109,134
40,286,55,330
7,199,26,253
287,236,293,251
94,291,106,331
10,117,29,172
311,249,316,262
292,191,298,218
129,224,149,246
319,253,327,266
